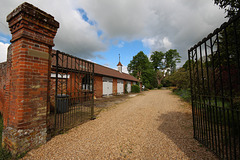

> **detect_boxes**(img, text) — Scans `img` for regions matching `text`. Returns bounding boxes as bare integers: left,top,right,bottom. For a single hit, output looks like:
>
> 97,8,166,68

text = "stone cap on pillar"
7,2,59,46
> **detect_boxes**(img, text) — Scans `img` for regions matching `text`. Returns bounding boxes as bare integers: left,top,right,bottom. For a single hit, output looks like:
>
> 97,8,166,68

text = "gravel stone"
23,90,217,160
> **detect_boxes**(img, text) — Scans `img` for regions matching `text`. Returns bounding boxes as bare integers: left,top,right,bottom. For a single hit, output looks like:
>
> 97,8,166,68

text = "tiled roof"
51,50,138,82
117,62,122,66
94,63,139,82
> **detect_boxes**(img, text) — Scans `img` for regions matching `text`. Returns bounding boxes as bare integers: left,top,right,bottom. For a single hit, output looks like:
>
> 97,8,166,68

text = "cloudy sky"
0,0,226,73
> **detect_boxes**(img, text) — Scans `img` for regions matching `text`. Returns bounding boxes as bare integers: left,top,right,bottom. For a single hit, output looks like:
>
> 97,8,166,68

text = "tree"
150,51,165,71
166,67,190,89
128,51,157,89
127,51,150,79
165,49,181,73
182,59,193,70
150,49,181,85
214,0,240,17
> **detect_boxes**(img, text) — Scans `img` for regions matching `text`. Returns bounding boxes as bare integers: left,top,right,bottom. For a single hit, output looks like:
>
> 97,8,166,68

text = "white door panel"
117,79,124,94
127,81,131,93
103,77,113,96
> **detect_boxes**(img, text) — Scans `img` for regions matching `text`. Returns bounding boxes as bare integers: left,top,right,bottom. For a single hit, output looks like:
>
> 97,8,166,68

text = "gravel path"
23,90,217,159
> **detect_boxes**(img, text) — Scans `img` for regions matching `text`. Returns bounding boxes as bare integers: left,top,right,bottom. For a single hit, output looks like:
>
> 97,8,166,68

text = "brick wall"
94,75,102,98
2,2,59,155
123,80,127,93
2,45,12,129
0,61,7,113
113,79,117,95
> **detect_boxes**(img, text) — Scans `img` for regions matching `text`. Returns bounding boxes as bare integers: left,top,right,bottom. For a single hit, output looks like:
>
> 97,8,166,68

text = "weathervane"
119,53,120,62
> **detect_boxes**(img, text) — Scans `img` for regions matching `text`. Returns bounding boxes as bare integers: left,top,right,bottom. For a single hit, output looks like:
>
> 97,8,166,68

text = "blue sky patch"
78,8,95,26
97,30,103,37
94,40,150,69
0,33,11,43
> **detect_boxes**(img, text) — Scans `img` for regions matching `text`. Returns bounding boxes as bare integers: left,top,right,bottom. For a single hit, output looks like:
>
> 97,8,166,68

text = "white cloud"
77,0,226,65
103,64,110,67
117,41,125,48
114,65,129,74
0,0,226,66
0,42,9,63
142,36,172,52
0,0,107,59
122,65,129,74
162,37,172,50
0,36,8,42
142,38,155,48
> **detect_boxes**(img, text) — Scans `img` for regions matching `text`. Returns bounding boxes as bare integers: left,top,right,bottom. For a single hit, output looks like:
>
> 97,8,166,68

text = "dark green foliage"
151,49,181,73
127,51,151,79
124,84,127,93
166,67,190,89
0,114,12,160
142,68,158,89
165,49,181,73
157,84,163,89
131,85,140,93
150,51,165,71
166,60,191,102
214,0,240,17
145,83,153,89
161,79,172,87
173,88,191,102
127,49,181,90
182,59,193,70
150,49,181,86
127,51,157,89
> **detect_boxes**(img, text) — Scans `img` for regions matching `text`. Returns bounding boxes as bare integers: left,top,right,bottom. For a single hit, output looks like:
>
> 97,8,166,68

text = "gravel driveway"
23,90,217,159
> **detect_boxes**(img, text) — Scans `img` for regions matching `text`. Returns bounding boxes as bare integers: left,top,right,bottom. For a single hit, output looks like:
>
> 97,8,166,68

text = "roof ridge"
95,63,129,74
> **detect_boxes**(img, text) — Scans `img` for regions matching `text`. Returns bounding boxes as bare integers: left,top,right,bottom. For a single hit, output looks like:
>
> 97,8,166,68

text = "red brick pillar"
2,2,59,155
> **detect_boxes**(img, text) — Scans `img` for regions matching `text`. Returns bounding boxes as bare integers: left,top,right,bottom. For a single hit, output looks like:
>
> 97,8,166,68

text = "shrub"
131,85,140,93
166,67,189,89
157,84,163,89
173,88,191,102
161,79,172,87
145,83,153,89
124,84,128,93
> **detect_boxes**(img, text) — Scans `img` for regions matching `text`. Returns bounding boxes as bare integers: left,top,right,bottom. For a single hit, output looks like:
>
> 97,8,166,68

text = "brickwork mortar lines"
2,2,59,156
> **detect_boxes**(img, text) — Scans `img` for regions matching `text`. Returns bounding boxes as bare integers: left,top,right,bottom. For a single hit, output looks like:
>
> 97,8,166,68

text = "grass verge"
172,88,191,102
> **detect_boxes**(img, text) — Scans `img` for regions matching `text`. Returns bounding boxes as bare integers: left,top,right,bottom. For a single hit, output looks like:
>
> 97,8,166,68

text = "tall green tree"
128,51,157,89
127,51,150,79
150,51,165,71
150,51,165,85
165,49,181,73
150,49,181,85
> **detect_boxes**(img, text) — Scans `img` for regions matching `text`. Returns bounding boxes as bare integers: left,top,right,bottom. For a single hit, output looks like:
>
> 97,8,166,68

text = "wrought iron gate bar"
188,13,240,160
49,50,94,137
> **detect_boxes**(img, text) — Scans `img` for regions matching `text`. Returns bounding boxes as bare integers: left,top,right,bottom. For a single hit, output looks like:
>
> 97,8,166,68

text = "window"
51,73,70,79
82,74,93,91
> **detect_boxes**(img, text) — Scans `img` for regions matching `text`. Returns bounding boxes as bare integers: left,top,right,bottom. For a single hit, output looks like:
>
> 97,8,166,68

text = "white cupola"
117,54,123,73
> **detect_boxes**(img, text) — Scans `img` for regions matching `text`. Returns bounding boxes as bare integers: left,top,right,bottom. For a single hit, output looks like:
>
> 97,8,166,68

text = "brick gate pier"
2,2,59,155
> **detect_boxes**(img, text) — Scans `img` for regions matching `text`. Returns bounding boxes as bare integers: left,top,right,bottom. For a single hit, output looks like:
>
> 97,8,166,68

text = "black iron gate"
49,50,94,137
188,13,240,159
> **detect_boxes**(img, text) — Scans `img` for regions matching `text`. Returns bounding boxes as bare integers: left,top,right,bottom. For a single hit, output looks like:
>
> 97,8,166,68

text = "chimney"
117,54,122,73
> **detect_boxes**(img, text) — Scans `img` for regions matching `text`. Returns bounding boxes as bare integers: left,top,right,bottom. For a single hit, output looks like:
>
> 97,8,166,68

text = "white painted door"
127,81,131,93
103,77,113,96
117,79,124,94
